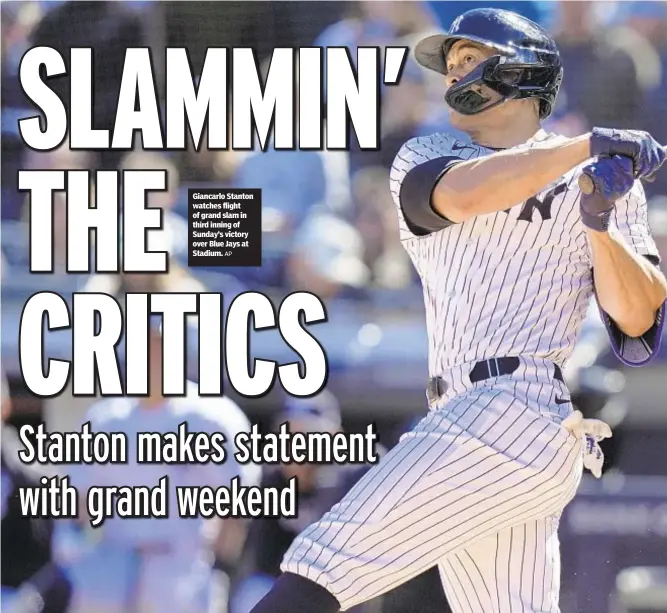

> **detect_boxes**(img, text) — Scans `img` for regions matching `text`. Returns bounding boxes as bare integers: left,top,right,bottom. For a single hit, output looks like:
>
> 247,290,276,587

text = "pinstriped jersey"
390,131,661,377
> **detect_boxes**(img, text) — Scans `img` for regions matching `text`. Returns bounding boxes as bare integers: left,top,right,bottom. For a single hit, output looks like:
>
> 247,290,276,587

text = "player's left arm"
581,157,667,365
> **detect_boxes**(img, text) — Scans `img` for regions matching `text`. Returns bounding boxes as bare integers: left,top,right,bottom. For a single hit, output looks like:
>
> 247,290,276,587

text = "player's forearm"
588,228,667,337
433,134,592,222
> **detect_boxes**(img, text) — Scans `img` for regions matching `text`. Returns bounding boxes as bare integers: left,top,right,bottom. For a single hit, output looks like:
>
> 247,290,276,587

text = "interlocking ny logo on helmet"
414,8,563,119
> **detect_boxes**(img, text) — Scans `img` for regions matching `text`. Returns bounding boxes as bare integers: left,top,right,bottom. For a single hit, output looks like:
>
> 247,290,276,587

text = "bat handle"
578,173,595,195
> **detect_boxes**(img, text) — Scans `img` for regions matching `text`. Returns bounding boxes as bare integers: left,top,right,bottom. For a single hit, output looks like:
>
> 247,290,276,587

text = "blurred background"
1,1,666,613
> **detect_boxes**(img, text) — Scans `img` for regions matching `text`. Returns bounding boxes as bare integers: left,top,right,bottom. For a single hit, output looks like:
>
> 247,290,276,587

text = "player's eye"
447,54,477,73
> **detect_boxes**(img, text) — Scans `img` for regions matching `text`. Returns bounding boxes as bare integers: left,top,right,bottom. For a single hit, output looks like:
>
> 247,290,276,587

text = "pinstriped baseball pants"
281,362,584,612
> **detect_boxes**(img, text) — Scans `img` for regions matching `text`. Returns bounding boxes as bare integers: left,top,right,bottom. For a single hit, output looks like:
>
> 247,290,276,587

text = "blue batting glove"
590,127,666,179
580,155,634,232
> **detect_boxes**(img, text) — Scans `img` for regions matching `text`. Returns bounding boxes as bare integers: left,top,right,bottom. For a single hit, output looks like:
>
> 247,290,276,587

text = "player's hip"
412,380,578,465
427,354,572,417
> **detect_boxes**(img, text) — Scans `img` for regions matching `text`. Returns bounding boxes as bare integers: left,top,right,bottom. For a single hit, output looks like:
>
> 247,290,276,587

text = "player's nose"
445,65,466,88
445,72,460,88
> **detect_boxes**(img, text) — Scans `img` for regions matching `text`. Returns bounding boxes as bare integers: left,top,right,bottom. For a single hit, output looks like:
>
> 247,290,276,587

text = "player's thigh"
438,515,562,613
282,389,579,610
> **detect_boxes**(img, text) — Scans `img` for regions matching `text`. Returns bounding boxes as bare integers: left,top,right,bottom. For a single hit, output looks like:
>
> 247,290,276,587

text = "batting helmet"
414,8,563,119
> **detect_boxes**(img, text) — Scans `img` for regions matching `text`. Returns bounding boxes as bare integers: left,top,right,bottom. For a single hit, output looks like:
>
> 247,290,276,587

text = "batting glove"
563,410,612,479
590,127,666,179
579,155,635,232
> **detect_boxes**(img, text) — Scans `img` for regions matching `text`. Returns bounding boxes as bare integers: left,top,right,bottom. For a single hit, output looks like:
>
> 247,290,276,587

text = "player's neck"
468,119,543,150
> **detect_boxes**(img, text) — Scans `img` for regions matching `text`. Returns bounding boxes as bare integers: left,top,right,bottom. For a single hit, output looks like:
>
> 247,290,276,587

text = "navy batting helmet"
415,8,563,119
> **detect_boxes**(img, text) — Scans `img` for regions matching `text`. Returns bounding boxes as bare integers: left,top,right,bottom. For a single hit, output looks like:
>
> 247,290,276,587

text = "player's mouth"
447,87,493,114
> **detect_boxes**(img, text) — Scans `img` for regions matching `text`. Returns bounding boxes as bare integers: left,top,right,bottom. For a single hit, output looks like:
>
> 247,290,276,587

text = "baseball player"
249,8,667,613
55,319,260,613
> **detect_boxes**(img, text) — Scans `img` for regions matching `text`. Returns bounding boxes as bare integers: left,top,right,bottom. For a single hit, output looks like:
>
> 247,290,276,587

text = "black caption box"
188,188,262,267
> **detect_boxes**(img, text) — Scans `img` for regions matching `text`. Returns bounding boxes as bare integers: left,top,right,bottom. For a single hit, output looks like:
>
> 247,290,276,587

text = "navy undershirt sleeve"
399,156,462,236
595,255,665,367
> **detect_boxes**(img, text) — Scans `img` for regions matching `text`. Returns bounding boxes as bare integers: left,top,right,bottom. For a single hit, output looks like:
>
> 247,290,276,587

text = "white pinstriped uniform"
281,131,662,612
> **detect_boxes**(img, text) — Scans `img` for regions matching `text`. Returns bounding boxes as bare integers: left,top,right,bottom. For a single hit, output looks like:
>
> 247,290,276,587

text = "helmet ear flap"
445,56,518,116
497,68,524,86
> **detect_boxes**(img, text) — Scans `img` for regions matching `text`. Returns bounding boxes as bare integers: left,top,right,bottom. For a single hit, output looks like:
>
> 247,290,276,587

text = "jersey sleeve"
594,181,665,366
389,134,470,240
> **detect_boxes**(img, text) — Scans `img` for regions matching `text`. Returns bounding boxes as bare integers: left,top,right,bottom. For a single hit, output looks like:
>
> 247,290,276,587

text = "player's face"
444,41,510,129
445,41,492,83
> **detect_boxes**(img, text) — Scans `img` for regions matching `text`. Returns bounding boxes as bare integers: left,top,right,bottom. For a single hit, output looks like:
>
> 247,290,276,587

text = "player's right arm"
390,132,592,240
430,134,592,223
430,128,665,225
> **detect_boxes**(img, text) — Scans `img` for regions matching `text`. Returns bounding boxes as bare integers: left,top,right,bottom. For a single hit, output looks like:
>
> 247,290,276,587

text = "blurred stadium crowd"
1,2,667,613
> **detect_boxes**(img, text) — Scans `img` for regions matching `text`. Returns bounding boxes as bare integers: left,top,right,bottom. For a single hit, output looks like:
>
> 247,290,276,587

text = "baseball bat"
578,145,667,195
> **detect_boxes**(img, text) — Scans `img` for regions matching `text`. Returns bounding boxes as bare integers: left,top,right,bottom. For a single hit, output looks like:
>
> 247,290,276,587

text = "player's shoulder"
174,381,251,435
392,132,478,170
